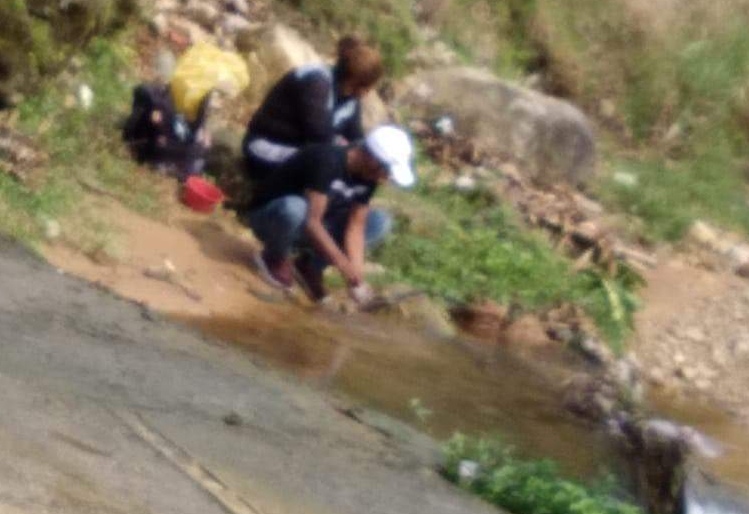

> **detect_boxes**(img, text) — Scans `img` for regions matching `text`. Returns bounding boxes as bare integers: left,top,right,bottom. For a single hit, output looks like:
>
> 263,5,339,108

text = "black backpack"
123,83,210,176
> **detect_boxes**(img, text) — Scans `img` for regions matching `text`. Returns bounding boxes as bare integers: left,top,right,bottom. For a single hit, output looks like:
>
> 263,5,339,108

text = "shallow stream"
179,305,749,505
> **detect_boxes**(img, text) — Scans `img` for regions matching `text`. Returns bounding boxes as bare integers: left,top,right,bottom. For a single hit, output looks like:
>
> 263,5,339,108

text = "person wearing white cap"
241,125,415,305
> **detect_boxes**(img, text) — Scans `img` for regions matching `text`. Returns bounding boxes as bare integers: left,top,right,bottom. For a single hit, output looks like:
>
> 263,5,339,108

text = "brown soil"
43,185,308,340
43,185,381,383
46,193,266,317
634,257,749,423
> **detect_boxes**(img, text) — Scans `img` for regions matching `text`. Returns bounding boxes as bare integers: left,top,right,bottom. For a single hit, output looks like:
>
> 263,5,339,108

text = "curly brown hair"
336,35,384,90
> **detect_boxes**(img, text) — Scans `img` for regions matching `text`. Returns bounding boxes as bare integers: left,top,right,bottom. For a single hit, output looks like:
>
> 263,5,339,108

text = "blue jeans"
243,195,392,270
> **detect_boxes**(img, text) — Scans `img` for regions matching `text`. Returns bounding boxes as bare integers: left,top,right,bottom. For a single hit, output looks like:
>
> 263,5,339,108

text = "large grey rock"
396,67,597,187
242,23,324,104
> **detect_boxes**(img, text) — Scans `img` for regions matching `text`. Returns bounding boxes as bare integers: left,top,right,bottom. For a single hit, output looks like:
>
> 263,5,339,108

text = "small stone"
88,246,119,266
363,262,386,275
163,259,177,273
662,123,683,144
696,364,718,380
154,49,176,82
454,175,477,192
648,367,667,386
77,84,94,110
573,193,605,216
593,393,615,417
613,171,638,188
143,265,173,282
683,327,706,343
225,0,251,16
694,379,712,391
728,245,749,266
499,162,522,183
736,261,749,279
434,115,455,136
599,99,616,119
68,56,84,72
730,337,749,357
140,305,158,322
150,13,169,36
458,460,480,484
170,18,212,45
186,1,221,29
473,166,493,180
522,73,543,90
43,219,61,241
222,12,252,34
222,411,244,426
689,220,720,247
676,366,699,381
711,347,729,367
8,93,25,107
155,0,180,11
673,352,687,365
413,81,434,100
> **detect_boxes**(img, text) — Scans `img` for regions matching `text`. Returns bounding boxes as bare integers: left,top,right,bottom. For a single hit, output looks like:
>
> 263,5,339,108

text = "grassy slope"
11,0,749,346
0,9,641,348
0,36,162,251
535,0,749,241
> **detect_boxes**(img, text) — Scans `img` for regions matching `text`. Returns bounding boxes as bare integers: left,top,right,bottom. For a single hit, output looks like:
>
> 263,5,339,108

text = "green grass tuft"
376,181,640,349
598,146,749,242
442,434,642,514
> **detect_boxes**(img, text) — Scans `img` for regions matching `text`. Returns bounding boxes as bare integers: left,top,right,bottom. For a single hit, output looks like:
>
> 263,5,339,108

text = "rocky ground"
635,256,749,423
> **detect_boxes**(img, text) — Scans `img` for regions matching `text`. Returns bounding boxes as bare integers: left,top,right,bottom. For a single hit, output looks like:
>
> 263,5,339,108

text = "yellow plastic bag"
170,43,250,121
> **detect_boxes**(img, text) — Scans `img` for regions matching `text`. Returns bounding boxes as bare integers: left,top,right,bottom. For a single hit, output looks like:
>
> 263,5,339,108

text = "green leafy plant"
375,183,640,349
442,434,642,514
598,149,749,242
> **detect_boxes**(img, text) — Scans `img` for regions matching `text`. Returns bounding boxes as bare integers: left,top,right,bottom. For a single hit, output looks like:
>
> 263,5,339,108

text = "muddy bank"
40,190,749,500
0,236,501,514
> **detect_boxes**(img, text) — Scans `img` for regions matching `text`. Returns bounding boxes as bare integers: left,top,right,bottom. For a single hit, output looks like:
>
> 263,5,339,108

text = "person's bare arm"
344,204,368,279
304,190,361,286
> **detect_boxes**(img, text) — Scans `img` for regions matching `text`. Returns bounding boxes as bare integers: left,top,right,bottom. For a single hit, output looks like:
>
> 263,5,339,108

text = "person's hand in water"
349,281,375,306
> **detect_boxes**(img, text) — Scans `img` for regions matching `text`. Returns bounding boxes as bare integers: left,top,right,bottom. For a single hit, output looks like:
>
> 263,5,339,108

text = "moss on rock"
0,0,138,106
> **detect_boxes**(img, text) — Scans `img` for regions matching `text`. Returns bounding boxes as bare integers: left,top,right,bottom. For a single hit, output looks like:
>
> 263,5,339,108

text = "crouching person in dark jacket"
241,125,415,306
122,83,211,180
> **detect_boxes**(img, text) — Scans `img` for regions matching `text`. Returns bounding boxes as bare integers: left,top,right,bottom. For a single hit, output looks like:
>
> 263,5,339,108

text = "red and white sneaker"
252,251,293,289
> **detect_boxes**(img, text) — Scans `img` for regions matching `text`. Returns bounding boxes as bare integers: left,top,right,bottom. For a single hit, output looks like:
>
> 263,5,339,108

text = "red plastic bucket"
181,176,224,213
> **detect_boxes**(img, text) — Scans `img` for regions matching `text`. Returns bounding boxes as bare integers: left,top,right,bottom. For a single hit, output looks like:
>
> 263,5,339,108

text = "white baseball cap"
364,125,416,187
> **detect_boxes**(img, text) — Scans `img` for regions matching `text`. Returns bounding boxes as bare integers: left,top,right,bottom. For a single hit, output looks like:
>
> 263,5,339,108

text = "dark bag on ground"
122,83,210,177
